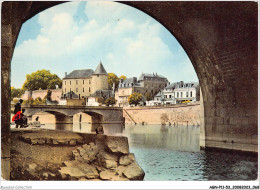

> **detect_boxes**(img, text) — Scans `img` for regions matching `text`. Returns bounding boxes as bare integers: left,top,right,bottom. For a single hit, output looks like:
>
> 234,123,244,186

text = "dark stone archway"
2,1,257,179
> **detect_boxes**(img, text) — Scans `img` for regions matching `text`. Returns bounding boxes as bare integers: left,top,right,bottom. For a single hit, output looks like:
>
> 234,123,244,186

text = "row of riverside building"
21,62,200,106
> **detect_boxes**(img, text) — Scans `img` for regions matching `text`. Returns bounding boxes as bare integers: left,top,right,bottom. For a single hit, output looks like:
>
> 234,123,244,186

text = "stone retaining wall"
124,104,201,125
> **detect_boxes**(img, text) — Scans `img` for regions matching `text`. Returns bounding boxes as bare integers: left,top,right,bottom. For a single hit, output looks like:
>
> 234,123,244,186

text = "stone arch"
24,110,73,124
84,111,103,124
1,2,258,179
70,110,104,124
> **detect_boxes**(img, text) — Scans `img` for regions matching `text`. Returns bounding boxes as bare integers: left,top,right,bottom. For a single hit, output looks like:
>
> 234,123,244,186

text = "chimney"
65,72,67,77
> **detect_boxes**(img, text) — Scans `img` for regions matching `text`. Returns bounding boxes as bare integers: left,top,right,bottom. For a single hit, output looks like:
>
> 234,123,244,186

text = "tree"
144,92,153,101
97,97,104,104
22,70,62,91
33,97,44,105
128,93,143,106
108,73,119,90
119,75,126,81
11,87,23,99
105,97,116,107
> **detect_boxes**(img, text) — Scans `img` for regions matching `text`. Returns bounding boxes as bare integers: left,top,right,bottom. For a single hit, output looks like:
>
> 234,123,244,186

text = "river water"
38,122,258,181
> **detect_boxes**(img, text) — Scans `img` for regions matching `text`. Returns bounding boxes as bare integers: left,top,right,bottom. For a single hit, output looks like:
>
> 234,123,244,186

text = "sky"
11,1,198,89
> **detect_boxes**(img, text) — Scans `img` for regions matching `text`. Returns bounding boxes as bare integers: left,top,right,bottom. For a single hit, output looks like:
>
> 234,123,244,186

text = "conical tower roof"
94,61,108,75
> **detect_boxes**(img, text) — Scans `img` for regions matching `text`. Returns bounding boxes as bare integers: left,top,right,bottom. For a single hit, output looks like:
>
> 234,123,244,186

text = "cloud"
11,2,198,88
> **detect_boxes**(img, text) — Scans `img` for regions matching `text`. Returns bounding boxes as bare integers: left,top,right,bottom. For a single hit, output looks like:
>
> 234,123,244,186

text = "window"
65,88,66,93
70,81,71,85
65,81,66,85
181,92,183,97
169,95,172,98
76,80,78,85
186,92,188,97
83,87,84,93
177,92,179,98
190,91,192,97
83,80,84,85
89,87,91,92
89,80,91,84
165,95,167,98
76,88,78,92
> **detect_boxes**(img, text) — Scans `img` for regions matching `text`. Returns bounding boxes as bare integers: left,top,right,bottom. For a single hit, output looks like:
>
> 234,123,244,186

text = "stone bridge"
22,105,125,124
1,1,258,179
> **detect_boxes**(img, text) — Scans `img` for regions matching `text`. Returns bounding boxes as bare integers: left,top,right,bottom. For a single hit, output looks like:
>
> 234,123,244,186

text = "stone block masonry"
10,128,145,181
124,104,201,125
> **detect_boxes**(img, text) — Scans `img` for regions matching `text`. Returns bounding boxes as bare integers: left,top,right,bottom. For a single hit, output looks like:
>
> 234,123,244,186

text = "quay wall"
123,103,201,125
22,89,62,101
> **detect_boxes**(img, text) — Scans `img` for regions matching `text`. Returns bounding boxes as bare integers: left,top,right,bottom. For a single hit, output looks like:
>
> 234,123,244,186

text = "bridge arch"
1,4,258,181
24,107,106,124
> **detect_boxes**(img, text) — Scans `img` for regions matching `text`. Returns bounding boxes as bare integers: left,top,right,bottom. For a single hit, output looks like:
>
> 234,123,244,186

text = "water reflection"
42,123,199,152
123,124,200,152
40,123,257,180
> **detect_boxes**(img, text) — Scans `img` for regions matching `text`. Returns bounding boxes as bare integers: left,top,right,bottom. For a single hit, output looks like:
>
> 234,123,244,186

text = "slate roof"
165,81,199,89
138,73,167,81
90,90,113,97
62,91,79,98
63,69,94,79
94,62,108,75
165,82,178,89
119,77,141,88
155,91,163,97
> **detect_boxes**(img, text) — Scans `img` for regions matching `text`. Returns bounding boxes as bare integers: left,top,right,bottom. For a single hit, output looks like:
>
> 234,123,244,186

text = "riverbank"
123,103,201,125
10,128,145,180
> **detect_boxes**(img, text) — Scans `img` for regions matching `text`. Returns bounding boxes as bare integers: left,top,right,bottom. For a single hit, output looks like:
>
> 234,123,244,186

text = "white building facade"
147,81,199,106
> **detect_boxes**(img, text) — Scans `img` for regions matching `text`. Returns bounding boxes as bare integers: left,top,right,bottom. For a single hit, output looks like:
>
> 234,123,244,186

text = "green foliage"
108,73,119,90
119,75,126,81
33,97,44,105
47,78,62,89
105,97,116,106
11,86,24,99
22,70,62,91
144,92,153,101
128,93,143,106
97,97,104,104
23,97,34,105
13,98,19,104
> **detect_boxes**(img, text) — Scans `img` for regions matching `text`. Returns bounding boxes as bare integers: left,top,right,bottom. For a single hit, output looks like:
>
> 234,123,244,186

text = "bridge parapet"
22,105,124,124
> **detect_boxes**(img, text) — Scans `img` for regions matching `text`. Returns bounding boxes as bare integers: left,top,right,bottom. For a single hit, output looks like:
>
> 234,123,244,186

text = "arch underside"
26,110,104,124
1,0,257,166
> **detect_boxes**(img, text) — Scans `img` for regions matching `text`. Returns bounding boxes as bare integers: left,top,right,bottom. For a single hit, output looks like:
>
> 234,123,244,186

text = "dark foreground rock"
57,136,144,180
10,129,145,181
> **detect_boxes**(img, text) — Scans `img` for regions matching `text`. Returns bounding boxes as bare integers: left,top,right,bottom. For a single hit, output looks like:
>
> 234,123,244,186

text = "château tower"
91,61,108,94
